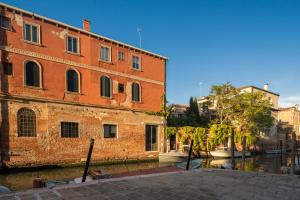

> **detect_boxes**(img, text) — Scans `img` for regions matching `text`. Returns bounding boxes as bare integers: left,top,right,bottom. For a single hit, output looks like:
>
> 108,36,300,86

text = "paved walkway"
1,169,300,200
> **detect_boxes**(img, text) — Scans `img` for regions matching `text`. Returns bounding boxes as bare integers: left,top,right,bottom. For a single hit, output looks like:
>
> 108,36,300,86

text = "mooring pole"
291,131,296,175
82,138,95,183
186,139,194,170
231,129,235,170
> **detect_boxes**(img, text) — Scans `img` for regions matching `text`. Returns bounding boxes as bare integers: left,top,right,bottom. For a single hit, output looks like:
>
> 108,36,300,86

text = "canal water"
0,154,297,191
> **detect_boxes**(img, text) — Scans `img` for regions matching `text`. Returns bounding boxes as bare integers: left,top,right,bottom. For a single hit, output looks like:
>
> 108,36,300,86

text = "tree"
230,92,274,160
209,82,238,124
185,97,202,126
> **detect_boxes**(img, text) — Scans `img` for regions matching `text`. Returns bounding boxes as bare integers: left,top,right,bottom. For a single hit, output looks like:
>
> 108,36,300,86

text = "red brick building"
0,3,167,168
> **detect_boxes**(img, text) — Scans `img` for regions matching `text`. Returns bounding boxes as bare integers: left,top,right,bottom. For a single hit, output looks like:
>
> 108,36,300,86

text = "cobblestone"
1,169,300,199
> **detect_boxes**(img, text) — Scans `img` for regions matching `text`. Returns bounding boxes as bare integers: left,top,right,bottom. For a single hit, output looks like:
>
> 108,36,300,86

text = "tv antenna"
137,28,142,48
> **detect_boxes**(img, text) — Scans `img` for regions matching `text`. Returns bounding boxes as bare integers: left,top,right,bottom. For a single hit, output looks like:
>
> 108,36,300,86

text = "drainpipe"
163,59,168,153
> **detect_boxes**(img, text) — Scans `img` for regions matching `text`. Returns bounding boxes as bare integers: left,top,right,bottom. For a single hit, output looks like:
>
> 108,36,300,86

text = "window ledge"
24,85,44,90
0,27,12,32
132,100,142,104
65,51,81,56
100,96,113,100
99,59,113,64
66,91,82,95
131,68,142,72
23,40,42,47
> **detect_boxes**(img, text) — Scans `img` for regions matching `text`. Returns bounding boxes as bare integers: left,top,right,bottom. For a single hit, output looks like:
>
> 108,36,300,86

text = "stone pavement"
1,169,300,200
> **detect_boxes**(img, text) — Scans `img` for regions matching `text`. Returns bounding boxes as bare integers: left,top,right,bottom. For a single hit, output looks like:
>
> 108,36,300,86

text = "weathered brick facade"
0,3,167,168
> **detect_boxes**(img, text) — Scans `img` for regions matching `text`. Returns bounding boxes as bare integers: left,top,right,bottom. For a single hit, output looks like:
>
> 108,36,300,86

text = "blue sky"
3,0,300,106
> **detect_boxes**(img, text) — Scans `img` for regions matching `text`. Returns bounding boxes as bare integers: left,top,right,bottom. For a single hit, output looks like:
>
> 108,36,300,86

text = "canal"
0,154,297,191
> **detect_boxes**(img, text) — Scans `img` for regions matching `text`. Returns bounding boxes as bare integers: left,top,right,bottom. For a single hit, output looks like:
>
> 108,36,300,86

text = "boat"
159,151,192,163
0,185,11,193
176,159,202,169
210,147,251,158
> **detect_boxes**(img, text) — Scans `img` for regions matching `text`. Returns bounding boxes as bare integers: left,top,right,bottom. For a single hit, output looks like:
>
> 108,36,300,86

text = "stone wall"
0,98,164,168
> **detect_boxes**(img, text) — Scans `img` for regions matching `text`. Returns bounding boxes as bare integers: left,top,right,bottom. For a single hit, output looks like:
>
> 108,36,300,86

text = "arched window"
66,69,79,92
132,82,140,102
25,61,41,87
17,108,36,137
100,76,111,97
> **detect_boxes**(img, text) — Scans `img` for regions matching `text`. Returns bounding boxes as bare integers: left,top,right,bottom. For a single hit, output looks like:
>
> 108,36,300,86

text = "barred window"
61,122,79,138
103,124,117,138
132,82,140,102
17,108,36,137
0,15,11,30
100,76,111,97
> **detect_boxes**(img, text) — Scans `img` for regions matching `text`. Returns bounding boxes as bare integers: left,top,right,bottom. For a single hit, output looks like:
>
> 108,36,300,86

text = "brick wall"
1,100,164,167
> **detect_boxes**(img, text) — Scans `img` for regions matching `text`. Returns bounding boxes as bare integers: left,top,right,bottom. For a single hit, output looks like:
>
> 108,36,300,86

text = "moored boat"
210,147,251,158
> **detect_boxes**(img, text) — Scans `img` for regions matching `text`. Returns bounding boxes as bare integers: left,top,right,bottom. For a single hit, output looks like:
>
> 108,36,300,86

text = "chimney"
83,19,90,32
263,84,269,91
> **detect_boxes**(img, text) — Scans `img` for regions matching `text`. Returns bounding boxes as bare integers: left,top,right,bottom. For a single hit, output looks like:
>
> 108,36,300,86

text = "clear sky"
2,0,300,107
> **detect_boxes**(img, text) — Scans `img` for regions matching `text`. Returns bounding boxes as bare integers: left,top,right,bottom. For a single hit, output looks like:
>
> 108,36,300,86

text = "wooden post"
186,140,194,170
242,136,246,170
231,129,235,170
82,138,95,183
291,131,296,175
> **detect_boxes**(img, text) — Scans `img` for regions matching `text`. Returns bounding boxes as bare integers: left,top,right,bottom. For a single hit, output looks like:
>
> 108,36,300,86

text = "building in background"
0,3,167,168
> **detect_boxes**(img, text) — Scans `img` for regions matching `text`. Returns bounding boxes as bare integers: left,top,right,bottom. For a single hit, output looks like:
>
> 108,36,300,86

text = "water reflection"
0,162,171,191
0,154,298,192
201,154,297,174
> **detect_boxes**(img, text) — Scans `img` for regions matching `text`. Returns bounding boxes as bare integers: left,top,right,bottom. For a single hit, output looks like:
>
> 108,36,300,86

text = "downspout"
163,59,167,153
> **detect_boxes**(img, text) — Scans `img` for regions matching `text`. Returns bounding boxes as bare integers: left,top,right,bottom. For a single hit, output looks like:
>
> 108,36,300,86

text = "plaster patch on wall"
51,29,68,39
113,80,118,95
120,82,132,107
14,14,23,26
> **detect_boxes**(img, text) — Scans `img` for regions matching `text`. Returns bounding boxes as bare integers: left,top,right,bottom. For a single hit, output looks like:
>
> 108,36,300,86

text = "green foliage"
208,124,232,150
231,92,274,147
166,127,178,138
209,82,238,125
167,126,207,152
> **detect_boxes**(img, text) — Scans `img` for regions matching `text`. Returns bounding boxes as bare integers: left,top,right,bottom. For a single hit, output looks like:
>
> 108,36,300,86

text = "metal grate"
61,122,79,138
17,108,36,137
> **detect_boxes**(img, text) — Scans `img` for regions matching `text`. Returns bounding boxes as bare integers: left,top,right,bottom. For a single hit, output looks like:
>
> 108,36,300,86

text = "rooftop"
0,2,167,60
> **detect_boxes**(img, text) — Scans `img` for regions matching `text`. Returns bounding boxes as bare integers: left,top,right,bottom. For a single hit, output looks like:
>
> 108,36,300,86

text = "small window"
61,122,79,138
104,124,117,138
23,22,39,44
17,108,36,137
25,61,41,87
66,69,79,93
118,51,125,61
132,55,140,70
132,82,140,102
66,35,79,54
100,46,111,62
100,76,111,97
118,83,124,93
0,15,11,30
2,62,12,75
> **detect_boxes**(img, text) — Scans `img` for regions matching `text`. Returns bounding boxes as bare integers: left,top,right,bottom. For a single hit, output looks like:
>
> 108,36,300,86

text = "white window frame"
60,121,80,138
66,34,80,54
132,55,141,70
23,21,41,44
100,45,112,63
103,123,118,139
118,51,125,61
